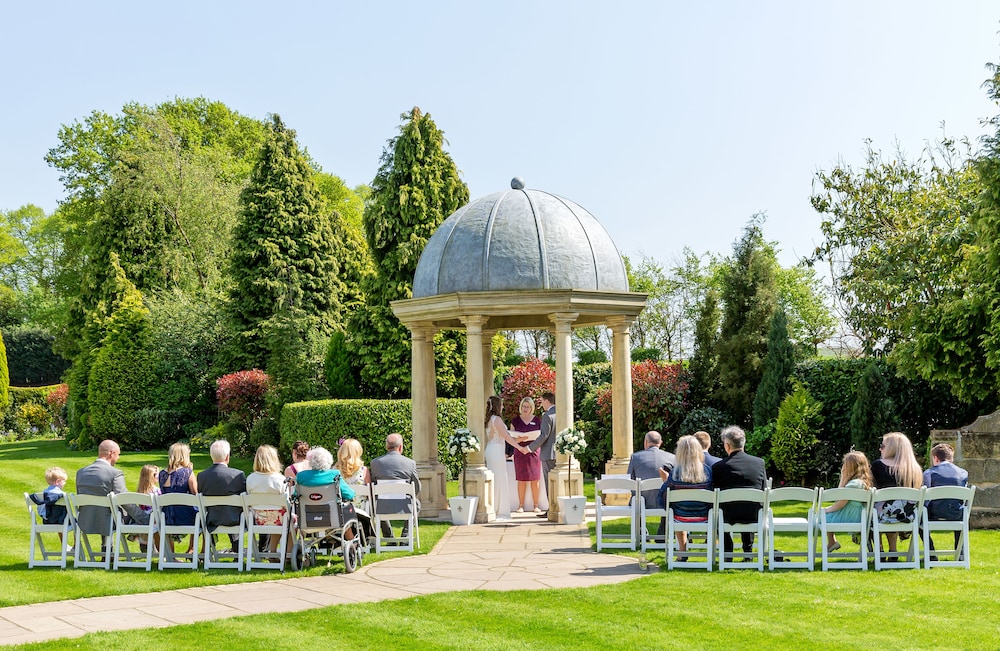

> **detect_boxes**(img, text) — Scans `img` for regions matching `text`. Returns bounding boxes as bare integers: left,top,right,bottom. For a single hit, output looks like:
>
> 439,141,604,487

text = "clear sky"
2,1,998,267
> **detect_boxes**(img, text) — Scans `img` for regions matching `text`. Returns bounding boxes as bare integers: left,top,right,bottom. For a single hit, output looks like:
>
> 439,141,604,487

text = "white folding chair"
595,476,638,551
665,488,717,571
872,486,924,570
110,492,158,571
243,492,291,571
818,487,873,571
922,485,975,569
638,478,669,553
766,487,818,571
199,493,246,571
156,492,202,570
717,488,767,571
25,492,73,568
68,492,114,569
372,481,419,553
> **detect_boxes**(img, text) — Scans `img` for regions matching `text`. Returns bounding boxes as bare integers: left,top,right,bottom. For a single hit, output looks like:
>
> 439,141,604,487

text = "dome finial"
510,177,525,190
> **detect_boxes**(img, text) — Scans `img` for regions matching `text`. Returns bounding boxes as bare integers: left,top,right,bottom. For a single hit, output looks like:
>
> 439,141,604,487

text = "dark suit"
712,450,767,553
75,458,126,536
627,446,676,509
923,461,969,551
370,451,421,537
197,463,246,546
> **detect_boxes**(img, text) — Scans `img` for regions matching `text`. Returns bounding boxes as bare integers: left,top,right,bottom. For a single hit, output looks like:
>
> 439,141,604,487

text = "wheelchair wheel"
343,539,359,573
290,541,304,571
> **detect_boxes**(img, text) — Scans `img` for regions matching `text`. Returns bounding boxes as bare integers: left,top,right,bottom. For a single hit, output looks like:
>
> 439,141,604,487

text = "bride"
484,395,527,521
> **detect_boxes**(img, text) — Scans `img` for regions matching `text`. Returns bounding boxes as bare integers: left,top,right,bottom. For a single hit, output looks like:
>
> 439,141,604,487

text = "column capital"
605,314,636,333
410,321,438,341
460,315,489,333
548,312,579,332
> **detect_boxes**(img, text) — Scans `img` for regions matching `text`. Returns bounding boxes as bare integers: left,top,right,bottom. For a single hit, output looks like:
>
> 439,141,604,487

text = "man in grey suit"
197,440,246,548
627,431,676,509
369,433,421,538
75,439,127,537
528,391,556,518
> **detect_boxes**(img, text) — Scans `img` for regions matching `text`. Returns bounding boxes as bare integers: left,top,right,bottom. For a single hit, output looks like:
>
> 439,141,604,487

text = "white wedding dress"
485,415,511,520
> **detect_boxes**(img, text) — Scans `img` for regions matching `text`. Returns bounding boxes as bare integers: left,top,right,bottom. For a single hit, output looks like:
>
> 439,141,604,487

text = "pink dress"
511,416,542,481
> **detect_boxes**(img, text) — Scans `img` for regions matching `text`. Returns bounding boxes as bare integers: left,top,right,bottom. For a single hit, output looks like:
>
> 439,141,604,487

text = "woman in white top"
335,438,376,541
246,445,288,555
484,395,527,521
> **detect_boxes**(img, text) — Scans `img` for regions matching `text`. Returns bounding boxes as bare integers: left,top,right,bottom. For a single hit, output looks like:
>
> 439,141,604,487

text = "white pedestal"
558,495,587,525
449,496,478,525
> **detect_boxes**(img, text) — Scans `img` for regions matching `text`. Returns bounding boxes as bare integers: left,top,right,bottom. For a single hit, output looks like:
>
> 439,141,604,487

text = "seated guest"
197,439,247,549
369,433,421,538
284,440,311,486
694,430,722,467
872,432,922,556
296,446,356,502
76,440,127,546
335,438,375,540
712,425,767,554
657,435,713,555
628,431,676,509
922,443,969,555
159,442,198,555
247,445,289,555
820,451,873,553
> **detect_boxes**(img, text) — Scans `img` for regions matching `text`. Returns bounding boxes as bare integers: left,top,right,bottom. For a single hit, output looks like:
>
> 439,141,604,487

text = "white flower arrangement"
555,426,587,456
448,427,480,456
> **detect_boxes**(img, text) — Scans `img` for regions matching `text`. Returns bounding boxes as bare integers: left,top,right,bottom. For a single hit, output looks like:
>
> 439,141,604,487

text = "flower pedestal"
558,495,587,525
449,496,479,526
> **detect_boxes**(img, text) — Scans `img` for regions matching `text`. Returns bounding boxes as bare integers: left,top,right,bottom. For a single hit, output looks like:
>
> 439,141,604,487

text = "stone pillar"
547,312,581,521
482,329,496,399
606,315,635,477
460,315,494,522
410,323,447,516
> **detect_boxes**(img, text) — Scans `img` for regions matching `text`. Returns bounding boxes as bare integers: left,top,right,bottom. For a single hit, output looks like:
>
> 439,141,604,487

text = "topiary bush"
631,347,661,362
771,380,823,485
499,358,555,423
577,349,608,365
131,409,185,451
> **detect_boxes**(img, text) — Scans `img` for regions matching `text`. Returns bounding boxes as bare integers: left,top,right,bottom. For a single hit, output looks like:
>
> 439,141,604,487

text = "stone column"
547,312,580,521
460,315,493,522
606,315,635,477
410,323,447,516
482,329,496,399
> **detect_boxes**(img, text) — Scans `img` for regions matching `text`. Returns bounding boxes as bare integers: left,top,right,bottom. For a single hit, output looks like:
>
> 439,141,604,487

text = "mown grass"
1,439,448,607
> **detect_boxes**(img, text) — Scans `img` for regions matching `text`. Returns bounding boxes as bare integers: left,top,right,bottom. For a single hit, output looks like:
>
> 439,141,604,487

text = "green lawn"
6,439,1000,650
2,439,448,607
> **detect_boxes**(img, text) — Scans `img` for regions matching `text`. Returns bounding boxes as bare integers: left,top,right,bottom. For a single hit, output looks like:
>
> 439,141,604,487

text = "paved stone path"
0,515,649,646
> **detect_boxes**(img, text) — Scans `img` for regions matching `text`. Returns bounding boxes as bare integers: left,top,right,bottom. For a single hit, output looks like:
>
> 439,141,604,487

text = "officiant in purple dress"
510,397,543,513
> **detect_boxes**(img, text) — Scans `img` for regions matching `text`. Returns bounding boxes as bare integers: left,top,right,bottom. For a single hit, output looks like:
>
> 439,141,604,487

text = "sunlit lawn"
6,439,1000,650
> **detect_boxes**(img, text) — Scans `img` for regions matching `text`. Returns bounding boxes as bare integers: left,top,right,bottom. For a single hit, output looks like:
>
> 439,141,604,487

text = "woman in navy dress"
159,442,198,554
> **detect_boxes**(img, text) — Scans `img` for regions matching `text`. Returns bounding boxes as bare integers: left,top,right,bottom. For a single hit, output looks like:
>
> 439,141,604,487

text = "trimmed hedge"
1,327,69,387
279,398,468,478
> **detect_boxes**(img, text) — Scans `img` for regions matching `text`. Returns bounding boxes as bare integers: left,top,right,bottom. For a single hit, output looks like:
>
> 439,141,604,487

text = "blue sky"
2,1,998,267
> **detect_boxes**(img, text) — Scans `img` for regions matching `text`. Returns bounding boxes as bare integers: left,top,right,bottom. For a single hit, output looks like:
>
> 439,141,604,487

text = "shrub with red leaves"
46,384,69,412
595,360,690,448
216,369,270,430
500,358,556,423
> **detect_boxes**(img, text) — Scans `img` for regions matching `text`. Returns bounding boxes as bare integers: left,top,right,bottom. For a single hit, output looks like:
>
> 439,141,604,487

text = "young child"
822,451,874,552
30,467,70,550
128,465,161,548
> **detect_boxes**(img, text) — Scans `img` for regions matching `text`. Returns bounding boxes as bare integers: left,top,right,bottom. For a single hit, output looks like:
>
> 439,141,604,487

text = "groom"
528,391,556,518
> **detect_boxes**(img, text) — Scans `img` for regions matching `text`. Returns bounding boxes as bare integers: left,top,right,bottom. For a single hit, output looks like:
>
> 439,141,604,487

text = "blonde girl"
821,451,873,552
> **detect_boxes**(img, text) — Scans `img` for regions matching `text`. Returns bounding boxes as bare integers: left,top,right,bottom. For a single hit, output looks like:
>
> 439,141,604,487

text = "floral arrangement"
448,427,480,497
555,426,587,492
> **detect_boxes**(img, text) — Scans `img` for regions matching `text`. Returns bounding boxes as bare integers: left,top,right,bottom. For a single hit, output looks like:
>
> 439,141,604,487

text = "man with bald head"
370,433,421,539
75,439,127,538
628,431,676,509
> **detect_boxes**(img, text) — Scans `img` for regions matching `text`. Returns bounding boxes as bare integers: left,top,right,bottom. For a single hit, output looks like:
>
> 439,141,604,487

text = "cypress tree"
225,114,339,372
850,360,898,457
348,107,469,397
752,308,795,428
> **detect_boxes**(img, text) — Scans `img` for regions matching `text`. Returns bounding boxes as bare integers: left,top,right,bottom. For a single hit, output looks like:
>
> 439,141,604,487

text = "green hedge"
1,327,69,387
279,398,468,478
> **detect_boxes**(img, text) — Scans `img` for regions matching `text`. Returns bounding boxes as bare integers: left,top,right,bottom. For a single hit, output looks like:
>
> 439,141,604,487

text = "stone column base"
416,461,448,517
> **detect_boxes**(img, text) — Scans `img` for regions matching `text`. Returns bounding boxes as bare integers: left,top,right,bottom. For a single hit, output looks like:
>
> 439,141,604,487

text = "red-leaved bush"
216,369,270,430
596,360,690,446
500,358,556,423
46,383,69,412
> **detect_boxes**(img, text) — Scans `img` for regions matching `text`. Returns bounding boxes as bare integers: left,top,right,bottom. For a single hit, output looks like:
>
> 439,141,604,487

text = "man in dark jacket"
712,425,767,554
197,439,246,548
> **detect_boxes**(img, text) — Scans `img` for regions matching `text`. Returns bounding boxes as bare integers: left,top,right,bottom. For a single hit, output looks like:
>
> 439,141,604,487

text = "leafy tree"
325,330,361,398
500,357,556,423
752,308,795,429
87,254,157,447
314,173,375,322
0,330,8,415
687,287,721,408
0,205,65,327
714,217,778,426
774,263,836,356
348,107,469,396
225,114,339,373
595,360,690,450
849,361,898,458
772,380,823,484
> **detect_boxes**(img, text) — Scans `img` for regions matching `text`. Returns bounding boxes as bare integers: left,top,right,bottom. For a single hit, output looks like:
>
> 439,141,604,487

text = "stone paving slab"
0,519,648,647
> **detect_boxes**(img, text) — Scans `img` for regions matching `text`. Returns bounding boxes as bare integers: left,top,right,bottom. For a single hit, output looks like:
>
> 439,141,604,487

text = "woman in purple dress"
510,397,542,513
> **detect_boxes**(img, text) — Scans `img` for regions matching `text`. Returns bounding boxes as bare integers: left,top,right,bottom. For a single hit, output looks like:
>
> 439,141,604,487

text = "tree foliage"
348,107,469,396
687,287,721,409
849,360,898,458
714,217,778,426
596,360,690,450
752,308,795,429
0,330,8,415
772,380,823,484
499,357,556,423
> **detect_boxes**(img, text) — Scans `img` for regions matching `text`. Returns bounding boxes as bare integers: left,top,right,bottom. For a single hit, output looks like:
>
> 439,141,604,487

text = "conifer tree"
687,287,721,409
0,330,9,416
349,107,469,396
752,308,795,428
225,114,339,372
849,361,898,457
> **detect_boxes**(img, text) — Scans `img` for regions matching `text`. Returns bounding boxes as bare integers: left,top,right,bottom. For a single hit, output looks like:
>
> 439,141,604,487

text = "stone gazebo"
391,179,647,523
